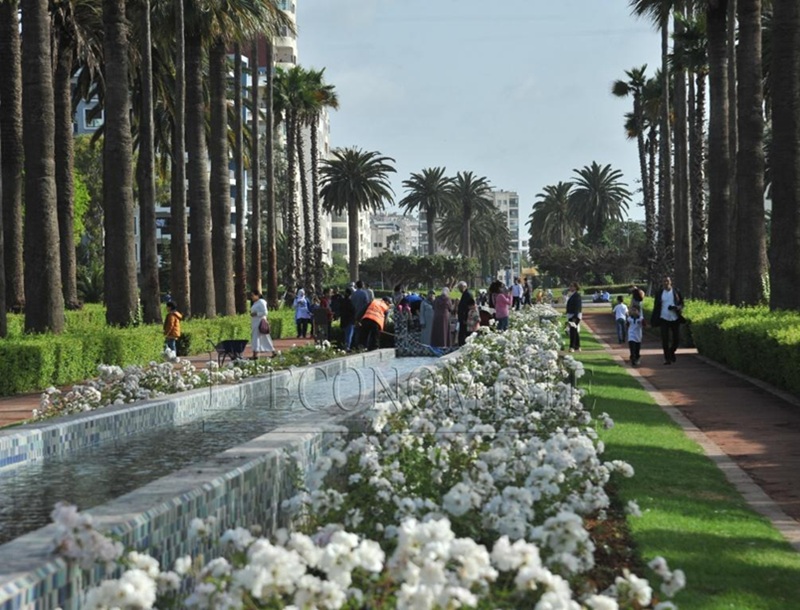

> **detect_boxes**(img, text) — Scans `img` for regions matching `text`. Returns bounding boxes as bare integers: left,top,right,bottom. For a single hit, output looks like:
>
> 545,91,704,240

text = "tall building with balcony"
370,213,420,257
488,190,521,274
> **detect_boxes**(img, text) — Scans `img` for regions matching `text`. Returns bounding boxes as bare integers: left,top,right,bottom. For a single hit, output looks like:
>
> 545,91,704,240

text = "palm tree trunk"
347,201,359,281
461,205,471,258
726,0,739,297
691,72,709,299
0,112,6,336
733,0,767,305
646,125,658,291
658,11,674,275
233,42,247,314
310,118,324,294
285,111,298,289
426,207,436,256
265,39,278,308
296,118,311,290
186,32,216,317
54,33,80,310
248,40,262,294
706,0,732,303
673,1,691,294
137,0,160,323
102,0,138,327
209,39,234,316
768,0,800,310
233,45,246,314
171,0,190,316
0,0,25,313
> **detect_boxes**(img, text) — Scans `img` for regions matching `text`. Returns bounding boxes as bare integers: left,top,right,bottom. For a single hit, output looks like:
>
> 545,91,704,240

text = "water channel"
0,356,437,545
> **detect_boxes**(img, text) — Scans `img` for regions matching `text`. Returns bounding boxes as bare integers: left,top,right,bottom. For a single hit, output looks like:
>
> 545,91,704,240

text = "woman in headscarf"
250,290,276,359
418,290,435,347
430,287,452,348
293,288,312,338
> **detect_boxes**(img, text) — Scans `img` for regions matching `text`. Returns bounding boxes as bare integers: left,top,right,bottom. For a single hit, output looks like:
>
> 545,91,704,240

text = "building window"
510,198,519,207
332,243,347,255
84,107,103,130
331,226,347,239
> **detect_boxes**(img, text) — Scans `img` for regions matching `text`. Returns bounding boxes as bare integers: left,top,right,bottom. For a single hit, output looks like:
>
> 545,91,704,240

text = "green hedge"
684,301,800,396
0,308,296,397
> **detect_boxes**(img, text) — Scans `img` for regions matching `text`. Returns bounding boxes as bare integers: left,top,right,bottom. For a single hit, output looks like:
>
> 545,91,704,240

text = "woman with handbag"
250,290,276,359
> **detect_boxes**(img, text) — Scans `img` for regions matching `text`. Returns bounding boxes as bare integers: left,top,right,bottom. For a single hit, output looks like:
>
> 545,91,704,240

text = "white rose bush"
51,305,685,608
33,344,343,422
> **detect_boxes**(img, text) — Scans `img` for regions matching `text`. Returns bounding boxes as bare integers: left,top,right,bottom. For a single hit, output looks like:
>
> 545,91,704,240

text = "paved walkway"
0,337,314,427
581,307,800,550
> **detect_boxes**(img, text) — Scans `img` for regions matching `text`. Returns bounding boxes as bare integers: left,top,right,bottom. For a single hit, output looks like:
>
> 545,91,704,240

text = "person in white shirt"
626,304,645,366
511,277,523,310
650,276,685,364
612,295,629,343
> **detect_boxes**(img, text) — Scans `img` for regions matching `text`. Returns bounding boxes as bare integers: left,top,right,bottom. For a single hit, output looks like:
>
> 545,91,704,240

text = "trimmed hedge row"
683,301,800,396
0,309,291,397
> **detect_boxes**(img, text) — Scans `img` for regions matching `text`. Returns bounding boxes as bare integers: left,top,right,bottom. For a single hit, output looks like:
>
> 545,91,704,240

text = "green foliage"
685,301,800,396
73,170,91,244
358,252,480,290
578,339,800,609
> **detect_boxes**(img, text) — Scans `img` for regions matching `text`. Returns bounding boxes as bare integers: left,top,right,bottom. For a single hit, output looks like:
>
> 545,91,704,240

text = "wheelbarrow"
209,339,249,366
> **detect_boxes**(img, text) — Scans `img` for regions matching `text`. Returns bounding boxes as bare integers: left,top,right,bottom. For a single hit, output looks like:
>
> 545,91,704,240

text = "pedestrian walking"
565,282,583,352
650,276,685,364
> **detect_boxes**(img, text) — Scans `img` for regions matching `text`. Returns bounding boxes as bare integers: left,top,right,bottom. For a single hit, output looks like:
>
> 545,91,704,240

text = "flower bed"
52,306,685,608
33,343,344,422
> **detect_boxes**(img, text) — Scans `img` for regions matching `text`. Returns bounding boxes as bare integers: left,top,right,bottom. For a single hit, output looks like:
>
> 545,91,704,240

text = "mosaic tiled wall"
0,350,393,610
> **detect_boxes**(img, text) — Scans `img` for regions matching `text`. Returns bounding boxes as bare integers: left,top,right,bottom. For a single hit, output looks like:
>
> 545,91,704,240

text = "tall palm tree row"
319,148,396,281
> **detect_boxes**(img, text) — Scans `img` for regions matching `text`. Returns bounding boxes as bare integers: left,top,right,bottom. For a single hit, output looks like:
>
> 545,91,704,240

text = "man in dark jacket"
565,282,582,352
456,280,476,346
650,276,684,364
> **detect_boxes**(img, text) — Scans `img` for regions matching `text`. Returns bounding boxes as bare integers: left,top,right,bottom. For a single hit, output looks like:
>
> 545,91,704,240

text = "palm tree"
570,162,632,243
264,38,278,307
103,0,138,326
674,9,709,298
0,0,25,312
672,0,691,294
612,65,649,220
171,0,190,315
135,0,161,323
630,0,674,273
249,39,261,296
733,0,767,305
184,11,216,318
273,66,300,288
22,0,65,332
706,0,733,302
209,39,234,316
768,0,800,310
306,68,338,294
526,182,579,249
398,167,454,256
319,148,396,281
0,118,6,336
438,206,510,278
446,171,493,257
233,44,247,313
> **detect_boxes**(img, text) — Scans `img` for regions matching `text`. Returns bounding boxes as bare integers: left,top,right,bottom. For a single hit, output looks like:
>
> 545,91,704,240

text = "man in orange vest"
360,297,392,351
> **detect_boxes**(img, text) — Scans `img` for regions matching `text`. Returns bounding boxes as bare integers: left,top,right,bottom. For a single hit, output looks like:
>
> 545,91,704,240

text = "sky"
295,1,663,231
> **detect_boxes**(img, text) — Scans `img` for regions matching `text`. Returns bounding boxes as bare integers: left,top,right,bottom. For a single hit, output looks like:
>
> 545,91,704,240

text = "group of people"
562,277,685,366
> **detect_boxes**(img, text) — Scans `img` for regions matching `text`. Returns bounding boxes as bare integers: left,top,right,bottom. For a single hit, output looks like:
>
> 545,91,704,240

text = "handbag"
258,318,270,335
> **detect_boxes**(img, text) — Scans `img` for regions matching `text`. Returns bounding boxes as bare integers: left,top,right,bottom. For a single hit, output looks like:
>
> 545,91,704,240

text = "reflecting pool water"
0,356,437,545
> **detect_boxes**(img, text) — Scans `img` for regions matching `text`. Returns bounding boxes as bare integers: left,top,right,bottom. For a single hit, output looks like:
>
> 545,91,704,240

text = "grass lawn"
574,330,800,609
